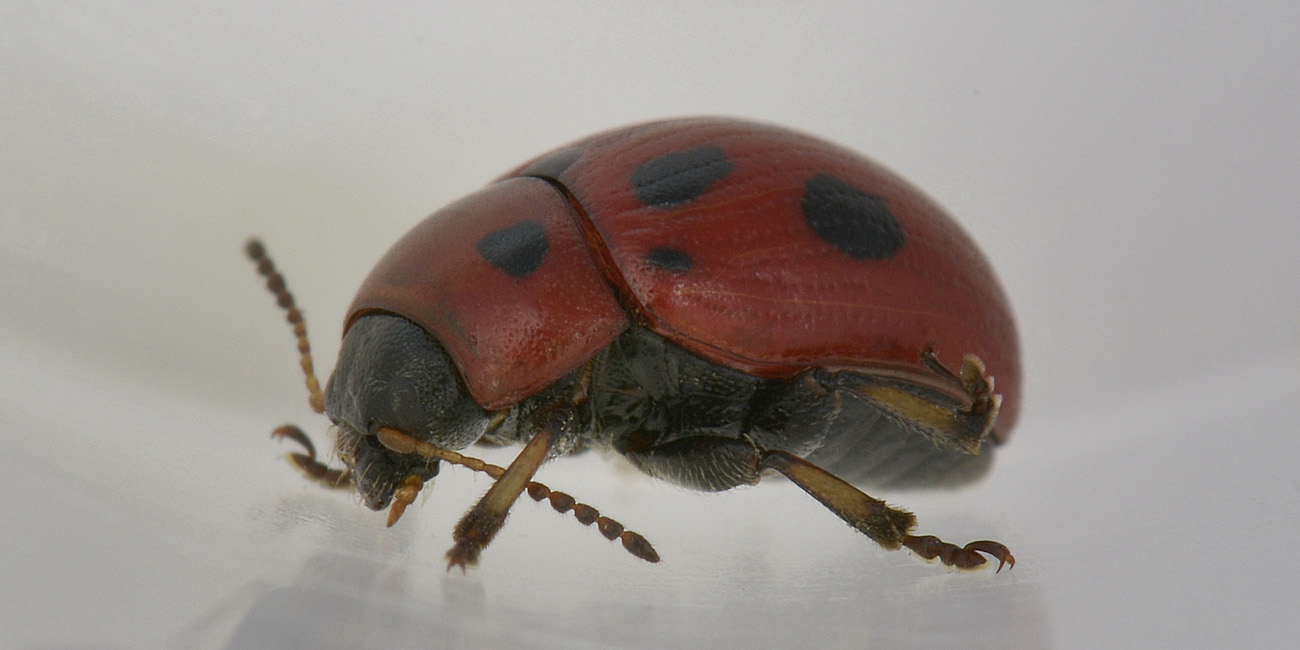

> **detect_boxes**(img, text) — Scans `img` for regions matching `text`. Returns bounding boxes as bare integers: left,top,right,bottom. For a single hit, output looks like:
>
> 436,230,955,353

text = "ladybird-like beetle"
248,117,1020,572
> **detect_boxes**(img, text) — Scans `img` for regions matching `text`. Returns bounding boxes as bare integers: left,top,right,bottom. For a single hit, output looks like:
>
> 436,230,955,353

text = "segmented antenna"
247,239,349,488
377,426,660,563
245,239,326,414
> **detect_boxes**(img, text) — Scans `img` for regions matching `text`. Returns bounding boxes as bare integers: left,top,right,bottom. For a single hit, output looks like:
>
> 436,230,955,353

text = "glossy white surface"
4,4,1298,648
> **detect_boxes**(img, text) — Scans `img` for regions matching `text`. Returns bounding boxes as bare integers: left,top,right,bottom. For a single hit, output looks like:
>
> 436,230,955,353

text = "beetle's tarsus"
447,509,496,572
272,424,351,488
902,535,1015,571
921,345,1000,422
446,542,479,573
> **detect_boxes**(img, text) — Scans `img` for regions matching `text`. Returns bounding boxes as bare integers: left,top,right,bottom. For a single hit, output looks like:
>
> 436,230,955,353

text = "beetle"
248,117,1020,572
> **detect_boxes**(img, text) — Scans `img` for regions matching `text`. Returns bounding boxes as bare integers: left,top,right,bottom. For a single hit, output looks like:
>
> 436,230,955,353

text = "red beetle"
248,117,1020,571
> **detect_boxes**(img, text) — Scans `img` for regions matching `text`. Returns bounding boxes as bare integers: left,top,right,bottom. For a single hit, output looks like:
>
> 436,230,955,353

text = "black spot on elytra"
477,220,549,278
801,173,905,259
522,147,582,180
632,145,735,208
646,246,693,273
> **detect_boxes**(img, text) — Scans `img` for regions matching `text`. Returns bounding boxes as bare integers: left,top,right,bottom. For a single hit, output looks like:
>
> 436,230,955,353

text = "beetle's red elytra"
248,117,1020,572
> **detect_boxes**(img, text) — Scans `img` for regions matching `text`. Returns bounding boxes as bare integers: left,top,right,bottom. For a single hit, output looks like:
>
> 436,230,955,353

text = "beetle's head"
325,313,492,510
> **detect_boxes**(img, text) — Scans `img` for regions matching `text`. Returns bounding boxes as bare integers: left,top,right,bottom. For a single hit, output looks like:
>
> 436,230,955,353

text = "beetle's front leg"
271,424,351,488
443,408,571,571
443,428,553,570
840,350,1001,455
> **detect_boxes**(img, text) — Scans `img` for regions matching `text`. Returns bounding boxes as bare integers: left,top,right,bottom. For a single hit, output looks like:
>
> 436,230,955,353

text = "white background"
3,3,1298,648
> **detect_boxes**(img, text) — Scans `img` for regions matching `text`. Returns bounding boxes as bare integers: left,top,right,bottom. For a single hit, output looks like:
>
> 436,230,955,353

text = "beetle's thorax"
325,311,610,509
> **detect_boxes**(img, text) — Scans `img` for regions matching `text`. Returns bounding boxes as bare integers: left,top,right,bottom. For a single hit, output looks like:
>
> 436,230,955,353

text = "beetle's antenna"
376,426,660,564
246,239,326,414
247,239,350,488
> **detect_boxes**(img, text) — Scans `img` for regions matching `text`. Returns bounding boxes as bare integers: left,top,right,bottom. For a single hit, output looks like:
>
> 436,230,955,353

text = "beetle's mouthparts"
386,474,426,526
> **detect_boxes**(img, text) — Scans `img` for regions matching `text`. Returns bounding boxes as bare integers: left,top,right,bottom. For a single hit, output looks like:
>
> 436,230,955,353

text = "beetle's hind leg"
837,348,1001,455
758,449,1013,571
617,429,1012,570
899,535,1014,570
920,345,999,423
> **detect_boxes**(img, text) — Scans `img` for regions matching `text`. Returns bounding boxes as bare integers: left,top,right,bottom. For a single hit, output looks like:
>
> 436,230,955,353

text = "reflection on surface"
188,473,1049,649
